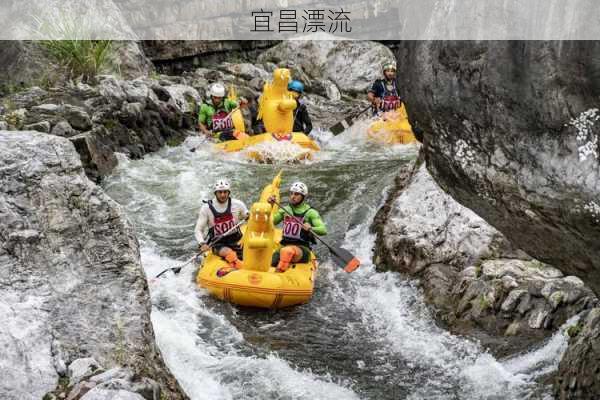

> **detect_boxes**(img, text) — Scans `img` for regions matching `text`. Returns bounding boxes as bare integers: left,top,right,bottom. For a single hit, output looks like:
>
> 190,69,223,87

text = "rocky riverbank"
0,40,392,182
0,131,187,400
0,75,199,181
389,40,600,399
373,154,597,357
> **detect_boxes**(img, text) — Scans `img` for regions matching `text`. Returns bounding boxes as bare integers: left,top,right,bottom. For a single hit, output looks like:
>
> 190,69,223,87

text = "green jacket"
273,202,327,236
198,99,238,129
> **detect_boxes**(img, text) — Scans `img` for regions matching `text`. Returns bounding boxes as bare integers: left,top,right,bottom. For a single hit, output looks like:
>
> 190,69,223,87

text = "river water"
103,121,569,400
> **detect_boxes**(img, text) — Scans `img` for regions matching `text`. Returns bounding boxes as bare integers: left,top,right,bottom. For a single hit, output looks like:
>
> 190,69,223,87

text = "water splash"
145,248,360,400
103,130,568,400
243,141,315,164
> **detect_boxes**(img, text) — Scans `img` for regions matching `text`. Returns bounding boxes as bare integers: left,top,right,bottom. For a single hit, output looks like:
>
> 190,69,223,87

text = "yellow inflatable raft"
214,68,320,162
197,172,318,308
367,103,417,145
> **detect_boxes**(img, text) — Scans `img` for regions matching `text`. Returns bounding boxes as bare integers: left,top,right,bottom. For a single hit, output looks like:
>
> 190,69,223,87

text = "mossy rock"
566,323,583,338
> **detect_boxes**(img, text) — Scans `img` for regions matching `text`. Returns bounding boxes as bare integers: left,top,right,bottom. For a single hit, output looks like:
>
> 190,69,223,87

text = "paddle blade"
154,268,172,278
344,257,361,273
329,117,352,135
328,245,360,272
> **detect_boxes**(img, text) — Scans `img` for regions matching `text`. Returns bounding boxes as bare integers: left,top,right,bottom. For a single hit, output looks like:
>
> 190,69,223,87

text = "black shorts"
218,130,236,142
271,245,311,267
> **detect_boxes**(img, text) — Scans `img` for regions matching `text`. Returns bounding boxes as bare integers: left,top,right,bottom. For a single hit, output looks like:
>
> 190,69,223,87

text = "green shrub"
32,13,114,83
40,40,113,83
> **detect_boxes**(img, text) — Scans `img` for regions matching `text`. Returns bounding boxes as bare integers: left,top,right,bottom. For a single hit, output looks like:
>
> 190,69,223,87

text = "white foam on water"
316,117,420,163
242,140,315,164
143,247,360,400
502,315,579,378
331,213,571,400
104,133,571,400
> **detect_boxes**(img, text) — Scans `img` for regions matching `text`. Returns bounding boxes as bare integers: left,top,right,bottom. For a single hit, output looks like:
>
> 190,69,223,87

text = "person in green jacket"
198,82,247,142
267,181,327,272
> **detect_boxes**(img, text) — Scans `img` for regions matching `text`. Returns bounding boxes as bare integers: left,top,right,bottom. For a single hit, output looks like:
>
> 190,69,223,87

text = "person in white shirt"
194,179,248,274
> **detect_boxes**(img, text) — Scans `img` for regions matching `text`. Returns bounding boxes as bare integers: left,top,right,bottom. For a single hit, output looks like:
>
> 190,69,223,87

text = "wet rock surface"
393,41,600,297
373,157,597,355
45,358,160,400
0,131,186,400
391,41,600,397
0,77,197,181
555,308,600,400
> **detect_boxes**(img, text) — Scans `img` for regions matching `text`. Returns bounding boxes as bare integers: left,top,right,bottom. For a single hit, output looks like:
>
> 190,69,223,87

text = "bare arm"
194,207,209,243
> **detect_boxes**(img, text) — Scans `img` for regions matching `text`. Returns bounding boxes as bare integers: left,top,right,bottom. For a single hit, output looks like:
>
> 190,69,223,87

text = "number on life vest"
283,216,303,240
382,95,401,111
214,215,236,236
212,111,234,131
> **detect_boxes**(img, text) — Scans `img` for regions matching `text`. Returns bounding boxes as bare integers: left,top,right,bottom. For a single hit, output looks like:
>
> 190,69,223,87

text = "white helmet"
289,181,308,196
209,83,226,98
382,61,397,72
213,179,231,192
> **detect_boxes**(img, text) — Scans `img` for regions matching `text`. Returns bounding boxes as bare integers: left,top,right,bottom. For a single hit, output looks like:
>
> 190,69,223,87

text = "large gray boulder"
112,41,155,80
376,163,518,274
374,159,595,353
393,41,600,297
0,131,185,400
391,40,600,399
258,40,394,95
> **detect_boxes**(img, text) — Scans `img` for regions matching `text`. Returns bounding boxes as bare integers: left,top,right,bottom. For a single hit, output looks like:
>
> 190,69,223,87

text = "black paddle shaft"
329,105,372,135
154,215,247,278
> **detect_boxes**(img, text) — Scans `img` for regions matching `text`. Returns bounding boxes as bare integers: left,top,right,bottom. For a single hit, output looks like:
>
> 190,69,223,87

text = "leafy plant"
40,40,113,83
478,294,492,311
32,13,115,83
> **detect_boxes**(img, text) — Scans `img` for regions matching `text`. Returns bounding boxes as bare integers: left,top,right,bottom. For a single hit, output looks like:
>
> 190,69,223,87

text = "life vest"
211,109,233,132
281,206,316,248
379,80,401,111
206,199,242,244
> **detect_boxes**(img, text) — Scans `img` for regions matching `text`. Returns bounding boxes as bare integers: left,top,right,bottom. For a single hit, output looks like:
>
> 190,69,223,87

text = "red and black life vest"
206,199,242,244
211,110,234,132
281,207,316,248
379,80,401,111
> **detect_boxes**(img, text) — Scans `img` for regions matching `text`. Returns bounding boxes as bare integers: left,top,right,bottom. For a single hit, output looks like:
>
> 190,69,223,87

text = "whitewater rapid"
103,122,570,400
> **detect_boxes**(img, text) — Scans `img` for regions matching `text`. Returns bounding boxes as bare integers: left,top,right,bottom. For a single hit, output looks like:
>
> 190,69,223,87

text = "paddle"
191,106,241,152
271,199,360,272
328,104,372,136
154,253,198,279
154,216,248,278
